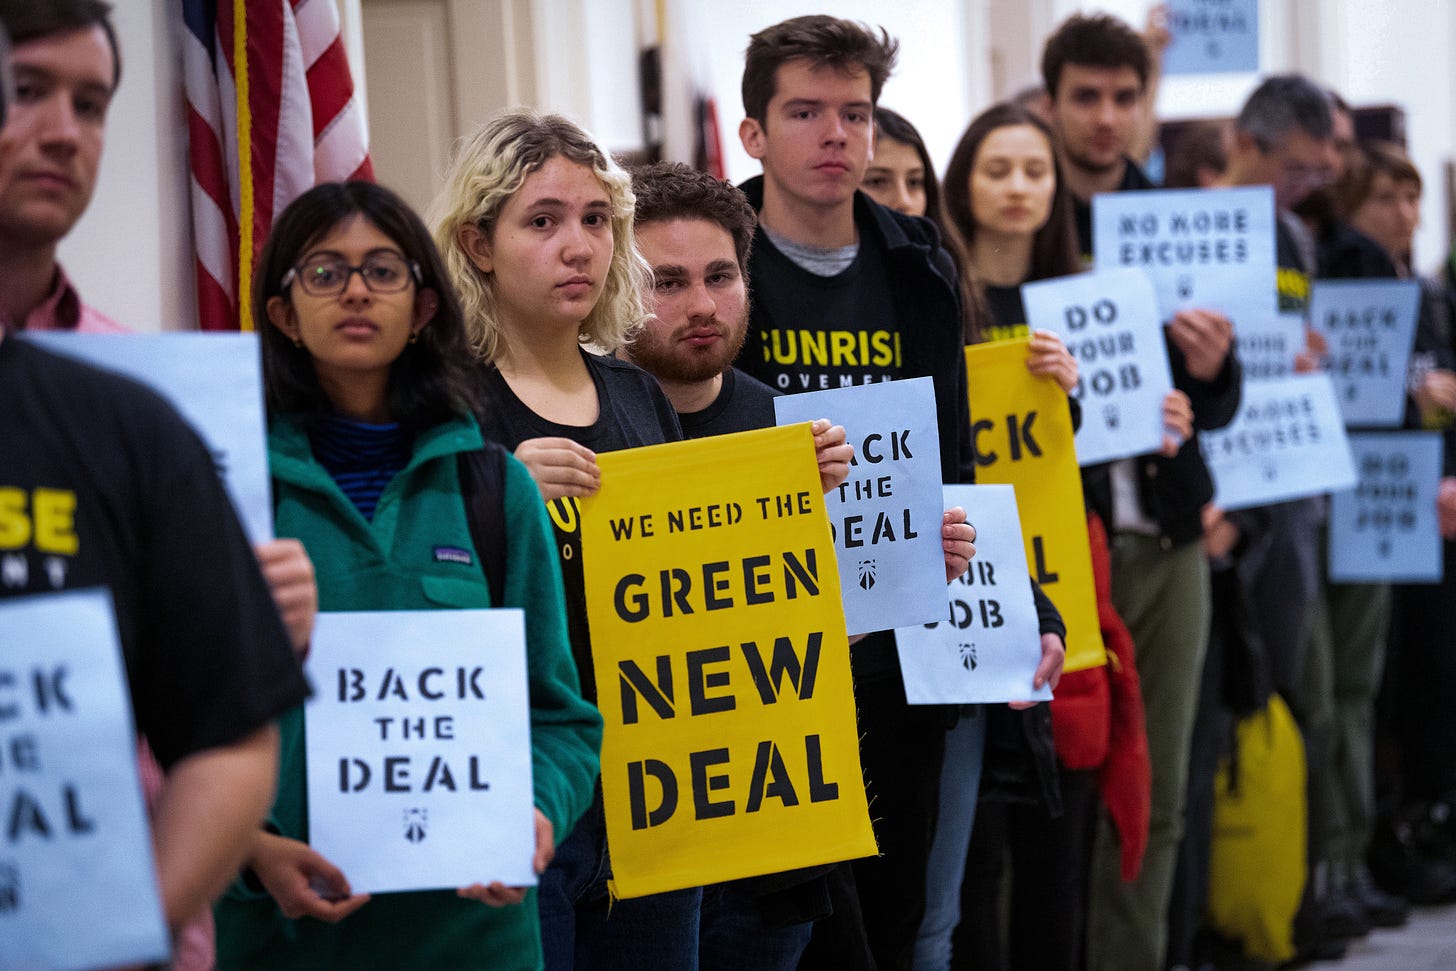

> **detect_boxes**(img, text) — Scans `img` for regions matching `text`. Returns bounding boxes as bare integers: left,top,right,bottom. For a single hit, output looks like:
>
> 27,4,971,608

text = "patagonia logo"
433,546,473,566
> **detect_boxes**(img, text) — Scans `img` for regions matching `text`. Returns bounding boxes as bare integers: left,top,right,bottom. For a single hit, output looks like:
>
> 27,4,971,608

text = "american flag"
182,0,373,331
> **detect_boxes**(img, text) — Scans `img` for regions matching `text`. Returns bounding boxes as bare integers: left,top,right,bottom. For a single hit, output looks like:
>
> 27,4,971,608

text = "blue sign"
1163,0,1260,76
1329,433,1443,583
774,377,947,634
1201,373,1356,510
1237,311,1306,382
1024,267,1176,465
0,589,170,971
25,333,272,542
894,485,1047,705
306,610,536,893
1092,185,1277,341
1309,279,1422,427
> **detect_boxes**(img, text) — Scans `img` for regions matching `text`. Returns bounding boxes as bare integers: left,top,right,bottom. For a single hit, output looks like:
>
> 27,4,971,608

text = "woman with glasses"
213,180,601,971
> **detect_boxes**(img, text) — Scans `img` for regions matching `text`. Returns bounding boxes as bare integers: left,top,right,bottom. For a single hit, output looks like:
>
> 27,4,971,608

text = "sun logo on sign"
960,643,978,671
857,559,877,591
404,808,428,844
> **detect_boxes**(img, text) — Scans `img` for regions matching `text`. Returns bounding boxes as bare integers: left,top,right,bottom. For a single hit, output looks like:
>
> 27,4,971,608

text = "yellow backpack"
1207,693,1307,963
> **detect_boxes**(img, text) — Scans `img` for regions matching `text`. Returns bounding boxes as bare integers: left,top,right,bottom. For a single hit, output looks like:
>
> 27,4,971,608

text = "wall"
688,0,988,188
58,0,1456,328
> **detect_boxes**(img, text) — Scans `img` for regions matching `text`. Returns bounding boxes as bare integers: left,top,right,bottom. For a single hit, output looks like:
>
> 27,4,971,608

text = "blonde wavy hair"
428,110,651,361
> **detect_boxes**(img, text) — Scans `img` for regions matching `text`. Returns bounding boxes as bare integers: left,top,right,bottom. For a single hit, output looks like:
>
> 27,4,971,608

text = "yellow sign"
580,425,876,898
966,340,1107,672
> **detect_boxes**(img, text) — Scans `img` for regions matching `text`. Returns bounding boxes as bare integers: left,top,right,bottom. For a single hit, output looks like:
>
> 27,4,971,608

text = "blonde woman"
430,110,694,971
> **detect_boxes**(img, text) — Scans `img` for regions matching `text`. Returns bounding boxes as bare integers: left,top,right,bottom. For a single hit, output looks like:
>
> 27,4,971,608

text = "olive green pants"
1087,534,1211,971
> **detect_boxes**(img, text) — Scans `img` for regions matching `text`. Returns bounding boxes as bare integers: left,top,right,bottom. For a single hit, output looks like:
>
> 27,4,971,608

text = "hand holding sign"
1168,308,1234,381
254,539,317,658
249,832,371,923
942,507,978,583
1440,477,1456,539
1162,389,1193,456
457,809,553,907
1026,330,1079,393
1009,634,1067,710
812,419,854,494
514,437,602,500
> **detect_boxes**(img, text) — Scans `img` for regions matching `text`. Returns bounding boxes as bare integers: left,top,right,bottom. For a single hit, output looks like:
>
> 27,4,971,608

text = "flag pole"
233,0,254,332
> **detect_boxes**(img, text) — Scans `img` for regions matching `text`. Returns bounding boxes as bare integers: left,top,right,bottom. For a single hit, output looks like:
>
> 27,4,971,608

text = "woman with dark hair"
942,102,1082,343
934,102,1183,971
213,180,602,971
863,107,943,225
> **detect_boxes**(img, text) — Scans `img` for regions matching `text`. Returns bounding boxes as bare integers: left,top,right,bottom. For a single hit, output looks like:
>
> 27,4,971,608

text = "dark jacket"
736,177,976,486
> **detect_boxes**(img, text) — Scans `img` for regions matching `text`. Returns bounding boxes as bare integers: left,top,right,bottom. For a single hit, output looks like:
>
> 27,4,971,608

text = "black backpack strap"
457,443,509,606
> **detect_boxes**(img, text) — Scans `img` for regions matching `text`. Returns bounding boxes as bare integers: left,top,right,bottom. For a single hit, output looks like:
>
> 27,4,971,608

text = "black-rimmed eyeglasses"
282,253,421,297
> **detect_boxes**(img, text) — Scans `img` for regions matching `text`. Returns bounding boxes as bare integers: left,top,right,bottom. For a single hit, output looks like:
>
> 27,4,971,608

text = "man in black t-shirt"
0,332,310,936
728,18,1017,970
623,161,778,439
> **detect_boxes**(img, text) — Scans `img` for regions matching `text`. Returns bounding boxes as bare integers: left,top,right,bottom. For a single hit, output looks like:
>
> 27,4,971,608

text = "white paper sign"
1163,0,1260,76
894,485,1047,705
773,378,948,634
1024,267,1176,464
305,610,535,894
1091,186,1277,338
0,589,169,971
1237,312,1306,382
1329,433,1443,583
25,333,273,542
1201,373,1357,510
1309,280,1422,427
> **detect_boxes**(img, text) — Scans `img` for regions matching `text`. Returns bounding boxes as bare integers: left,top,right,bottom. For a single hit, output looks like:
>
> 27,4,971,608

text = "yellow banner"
581,425,876,898
966,340,1106,672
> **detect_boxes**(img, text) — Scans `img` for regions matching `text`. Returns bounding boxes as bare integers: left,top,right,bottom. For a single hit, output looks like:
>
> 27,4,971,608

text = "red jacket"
1049,511,1151,881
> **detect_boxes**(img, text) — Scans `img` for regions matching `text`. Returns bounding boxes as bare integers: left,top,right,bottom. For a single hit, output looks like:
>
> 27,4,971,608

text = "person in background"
1347,143,1456,909
861,107,939,224
430,109,696,971
1295,137,1423,930
1041,16,1242,969
1162,120,1230,191
1337,141,1424,278
731,18,1062,969
0,5,315,969
214,180,600,971
936,100,1172,971
623,159,976,970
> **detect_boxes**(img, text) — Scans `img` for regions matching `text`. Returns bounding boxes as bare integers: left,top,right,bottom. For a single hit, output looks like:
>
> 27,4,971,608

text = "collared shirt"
9,263,125,333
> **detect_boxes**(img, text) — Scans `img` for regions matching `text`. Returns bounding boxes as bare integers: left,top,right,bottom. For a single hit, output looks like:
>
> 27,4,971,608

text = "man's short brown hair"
741,15,898,123
1041,13,1148,98
630,161,757,276
0,0,120,87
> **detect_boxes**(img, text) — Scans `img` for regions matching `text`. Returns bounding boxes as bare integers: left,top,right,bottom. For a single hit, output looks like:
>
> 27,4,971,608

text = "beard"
628,313,749,385
1064,144,1125,177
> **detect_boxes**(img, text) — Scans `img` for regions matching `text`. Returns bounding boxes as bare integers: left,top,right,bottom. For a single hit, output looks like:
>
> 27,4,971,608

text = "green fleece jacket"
215,414,601,971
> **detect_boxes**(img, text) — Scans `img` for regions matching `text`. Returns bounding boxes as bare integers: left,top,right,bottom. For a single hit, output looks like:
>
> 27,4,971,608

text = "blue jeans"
699,882,814,971
537,795,703,971
913,706,987,971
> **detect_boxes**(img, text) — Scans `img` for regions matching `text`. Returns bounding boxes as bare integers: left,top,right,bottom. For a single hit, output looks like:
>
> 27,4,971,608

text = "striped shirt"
309,414,410,521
